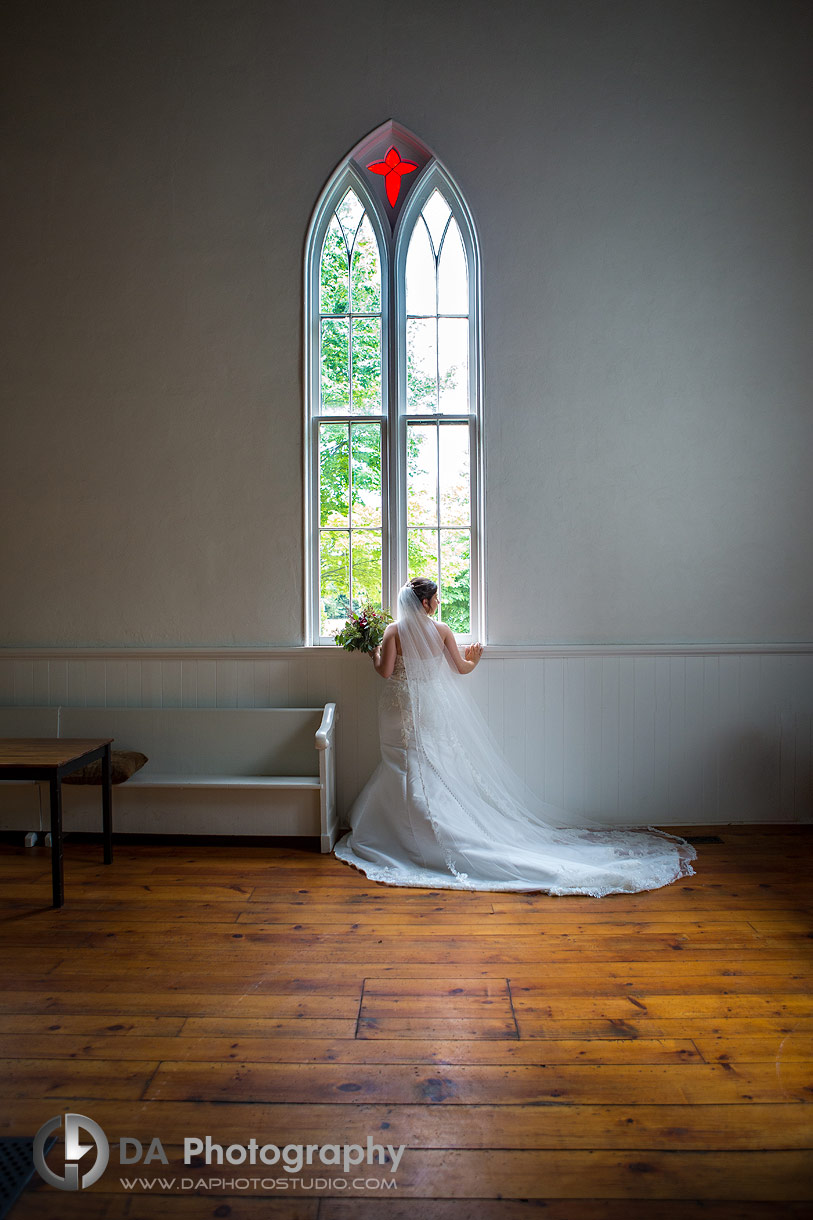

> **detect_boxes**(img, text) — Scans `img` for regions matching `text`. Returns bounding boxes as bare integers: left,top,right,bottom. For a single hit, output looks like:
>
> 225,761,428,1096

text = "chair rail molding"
2,644,811,827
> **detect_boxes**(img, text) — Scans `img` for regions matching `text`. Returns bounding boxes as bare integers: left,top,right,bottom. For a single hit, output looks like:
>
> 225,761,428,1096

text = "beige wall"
2,0,812,648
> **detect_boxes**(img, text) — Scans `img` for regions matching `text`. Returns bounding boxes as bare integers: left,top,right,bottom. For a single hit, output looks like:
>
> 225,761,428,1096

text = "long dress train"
334,591,697,896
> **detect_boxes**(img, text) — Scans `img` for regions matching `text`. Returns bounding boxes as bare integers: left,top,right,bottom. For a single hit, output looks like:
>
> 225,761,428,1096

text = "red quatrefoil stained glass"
367,146,418,207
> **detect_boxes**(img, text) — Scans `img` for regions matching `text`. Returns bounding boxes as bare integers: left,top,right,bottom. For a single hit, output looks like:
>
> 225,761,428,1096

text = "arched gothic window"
304,122,483,644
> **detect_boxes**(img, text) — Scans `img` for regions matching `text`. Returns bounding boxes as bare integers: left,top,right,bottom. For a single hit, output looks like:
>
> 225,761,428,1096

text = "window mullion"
309,416,320,644
431,420,439,608
388,221,401,608
347,422,354,615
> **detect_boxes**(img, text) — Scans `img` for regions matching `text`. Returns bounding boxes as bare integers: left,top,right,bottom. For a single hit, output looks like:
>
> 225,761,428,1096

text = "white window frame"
304,130,484,646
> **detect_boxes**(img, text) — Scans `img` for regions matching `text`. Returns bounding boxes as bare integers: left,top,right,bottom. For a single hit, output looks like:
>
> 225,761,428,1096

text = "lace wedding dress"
334,588,697,896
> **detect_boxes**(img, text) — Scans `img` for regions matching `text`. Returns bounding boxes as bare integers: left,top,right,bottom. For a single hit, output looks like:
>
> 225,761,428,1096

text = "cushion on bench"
62,750,148,785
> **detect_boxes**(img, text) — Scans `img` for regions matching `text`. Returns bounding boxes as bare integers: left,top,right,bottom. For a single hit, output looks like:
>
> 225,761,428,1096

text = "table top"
0,738,114,769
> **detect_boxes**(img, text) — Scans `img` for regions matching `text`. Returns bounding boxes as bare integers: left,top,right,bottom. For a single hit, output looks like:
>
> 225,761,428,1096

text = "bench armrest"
315,702,337,751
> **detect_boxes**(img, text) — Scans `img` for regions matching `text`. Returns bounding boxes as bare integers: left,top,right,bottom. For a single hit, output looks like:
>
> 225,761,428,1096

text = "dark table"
0,738,114,908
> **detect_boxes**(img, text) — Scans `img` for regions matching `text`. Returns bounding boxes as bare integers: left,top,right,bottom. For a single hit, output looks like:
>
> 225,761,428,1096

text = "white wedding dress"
334,589,697,896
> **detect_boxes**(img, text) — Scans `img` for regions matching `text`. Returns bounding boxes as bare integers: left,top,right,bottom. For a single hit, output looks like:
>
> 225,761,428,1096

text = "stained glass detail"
367,146,418,207
312,142,479,642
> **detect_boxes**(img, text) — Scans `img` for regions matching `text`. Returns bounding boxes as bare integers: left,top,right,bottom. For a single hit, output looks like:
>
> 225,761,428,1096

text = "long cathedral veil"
396,584,697,890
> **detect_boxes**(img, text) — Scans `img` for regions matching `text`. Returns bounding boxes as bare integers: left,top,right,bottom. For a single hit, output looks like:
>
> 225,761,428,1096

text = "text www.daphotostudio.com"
33,1112,405,1194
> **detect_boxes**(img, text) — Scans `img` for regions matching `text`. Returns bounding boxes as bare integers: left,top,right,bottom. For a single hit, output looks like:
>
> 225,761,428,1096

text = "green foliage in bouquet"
334,605,393,654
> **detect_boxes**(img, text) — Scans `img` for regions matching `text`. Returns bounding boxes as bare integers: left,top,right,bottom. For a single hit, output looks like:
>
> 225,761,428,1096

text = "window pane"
320,318,350,410
438,317,469,413
351,423,382,527
319,216,349,315
319,423,349,527
407,318,437,413
405,218,436,316
439,423,470,527
320,531,350,636
407,528,439,588
351,214,381,314
351,317,381,414
336,188,364,247
440,531,471,634
422,189,452,255
351,531,383,612
437,216,468,315
407,424,438,526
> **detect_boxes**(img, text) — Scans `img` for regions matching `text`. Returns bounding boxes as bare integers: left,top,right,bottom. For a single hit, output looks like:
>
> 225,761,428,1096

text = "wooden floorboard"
0,823,811,1217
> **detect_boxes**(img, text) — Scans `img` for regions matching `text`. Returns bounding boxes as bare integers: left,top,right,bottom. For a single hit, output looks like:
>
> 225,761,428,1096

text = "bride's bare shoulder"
383,622,402,654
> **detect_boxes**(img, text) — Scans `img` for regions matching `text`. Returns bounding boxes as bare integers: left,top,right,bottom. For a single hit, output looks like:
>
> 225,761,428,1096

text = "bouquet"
334,605,393,654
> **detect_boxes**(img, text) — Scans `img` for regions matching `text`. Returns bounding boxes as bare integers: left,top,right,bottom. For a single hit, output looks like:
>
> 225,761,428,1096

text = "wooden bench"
0,705,338,851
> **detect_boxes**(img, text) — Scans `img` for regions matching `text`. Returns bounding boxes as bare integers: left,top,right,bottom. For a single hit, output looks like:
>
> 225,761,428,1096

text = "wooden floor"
0,824,811,1219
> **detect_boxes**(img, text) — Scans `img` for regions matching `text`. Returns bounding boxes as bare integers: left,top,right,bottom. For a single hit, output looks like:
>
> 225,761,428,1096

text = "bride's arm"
438,622,483,674
371,624,398,679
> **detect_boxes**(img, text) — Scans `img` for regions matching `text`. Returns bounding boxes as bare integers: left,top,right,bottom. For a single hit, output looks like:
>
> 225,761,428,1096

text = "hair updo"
408,576,438,607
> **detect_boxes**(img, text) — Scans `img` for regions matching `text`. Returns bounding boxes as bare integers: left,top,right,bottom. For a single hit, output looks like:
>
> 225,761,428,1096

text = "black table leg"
101,742,113,865
49,775,64,909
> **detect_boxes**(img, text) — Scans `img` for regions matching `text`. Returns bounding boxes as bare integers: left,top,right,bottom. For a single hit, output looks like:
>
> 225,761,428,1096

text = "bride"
334,578,697,895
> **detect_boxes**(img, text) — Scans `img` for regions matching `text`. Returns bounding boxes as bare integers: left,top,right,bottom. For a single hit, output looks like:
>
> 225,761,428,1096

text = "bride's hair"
408,576,437,608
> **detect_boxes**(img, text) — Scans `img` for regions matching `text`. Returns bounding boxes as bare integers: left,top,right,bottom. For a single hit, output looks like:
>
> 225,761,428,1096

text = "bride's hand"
464,643,483,665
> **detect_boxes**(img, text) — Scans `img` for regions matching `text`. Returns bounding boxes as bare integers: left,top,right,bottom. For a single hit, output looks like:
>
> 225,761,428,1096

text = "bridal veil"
335,584,697,895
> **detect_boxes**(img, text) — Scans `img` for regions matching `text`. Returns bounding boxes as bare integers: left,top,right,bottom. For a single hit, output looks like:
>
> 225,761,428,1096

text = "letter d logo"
33,1113,109,1190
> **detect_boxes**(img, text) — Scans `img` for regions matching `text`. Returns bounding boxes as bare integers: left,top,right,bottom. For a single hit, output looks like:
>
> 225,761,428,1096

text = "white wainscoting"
1,646,811,828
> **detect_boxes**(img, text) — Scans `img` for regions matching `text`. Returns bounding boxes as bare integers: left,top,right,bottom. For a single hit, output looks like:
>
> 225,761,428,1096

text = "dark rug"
0,1137,55,1220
